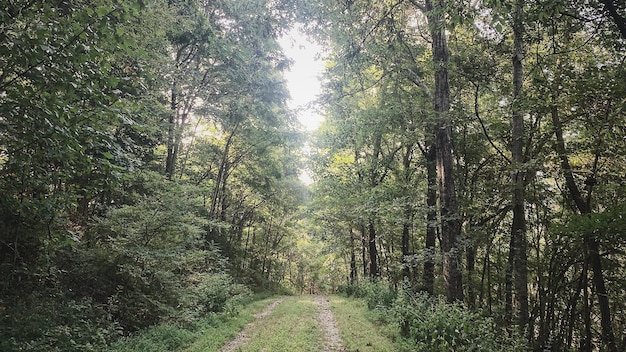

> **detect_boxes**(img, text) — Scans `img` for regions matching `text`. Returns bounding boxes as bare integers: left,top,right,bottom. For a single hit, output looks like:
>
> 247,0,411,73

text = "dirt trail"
315,295,346,352
219,298,284,352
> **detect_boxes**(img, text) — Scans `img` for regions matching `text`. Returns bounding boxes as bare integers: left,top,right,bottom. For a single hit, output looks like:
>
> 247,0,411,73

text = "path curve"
315,295,346,352
220,298,284,352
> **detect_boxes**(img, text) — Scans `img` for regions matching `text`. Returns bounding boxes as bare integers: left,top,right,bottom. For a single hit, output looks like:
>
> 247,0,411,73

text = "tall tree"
510,0,529,330
550,66,618,352
410,0,463,302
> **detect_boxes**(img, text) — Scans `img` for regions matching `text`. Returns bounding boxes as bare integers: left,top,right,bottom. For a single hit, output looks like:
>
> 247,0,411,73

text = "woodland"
0,0,625,351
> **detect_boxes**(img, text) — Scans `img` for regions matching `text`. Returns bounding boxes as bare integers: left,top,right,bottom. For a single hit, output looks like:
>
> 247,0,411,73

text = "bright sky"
278,29,325,132
278,29,325,185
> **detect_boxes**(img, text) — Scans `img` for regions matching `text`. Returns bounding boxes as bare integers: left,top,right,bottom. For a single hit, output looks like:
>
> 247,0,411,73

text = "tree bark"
350,228,358,284
505,235,514,323
401,213,411,280
165,85,179,180
209,122,240,221
423,143,437,295
424,0,463,302
510,0,529,331
401,145,413,281
361,223,368,277
551,84,617,352
368,219,379,278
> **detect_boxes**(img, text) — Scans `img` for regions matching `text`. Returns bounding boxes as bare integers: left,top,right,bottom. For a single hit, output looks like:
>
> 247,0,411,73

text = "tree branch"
472,83,511,164
408,0,427,13
598,0,626,39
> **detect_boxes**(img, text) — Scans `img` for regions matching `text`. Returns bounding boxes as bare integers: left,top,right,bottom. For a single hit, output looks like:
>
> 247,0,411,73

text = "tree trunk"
505,235,514,324
401,145,413,281
466,243,475,309
165,86,178,180
368,219,379,278
361,223,368,277
401,216,411,280
210,122,240,220
510,0,529,331
551,83,617,352
402,144,415,282
425,0,463,302
423,143,437,295
350,228,358,284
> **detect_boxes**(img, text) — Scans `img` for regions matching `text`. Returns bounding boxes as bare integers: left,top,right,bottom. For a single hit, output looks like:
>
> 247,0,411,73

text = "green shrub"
108,323,194,352
339,280,397,309
390,290,527,352
0,293,114,352
190,272,252,316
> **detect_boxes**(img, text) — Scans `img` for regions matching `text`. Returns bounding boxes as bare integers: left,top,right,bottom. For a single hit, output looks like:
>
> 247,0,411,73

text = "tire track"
315,296,346,352
220,298,284,352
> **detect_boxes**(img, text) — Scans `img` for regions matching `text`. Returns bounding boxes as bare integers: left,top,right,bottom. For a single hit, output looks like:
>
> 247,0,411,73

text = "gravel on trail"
219,296,346,352
315,296,346,352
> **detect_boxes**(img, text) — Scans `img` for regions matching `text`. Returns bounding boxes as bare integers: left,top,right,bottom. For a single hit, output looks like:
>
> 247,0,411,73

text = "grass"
235,296,324,352
180,296,283,352
108,295,280,352
108,294,401,352
328,295,398,352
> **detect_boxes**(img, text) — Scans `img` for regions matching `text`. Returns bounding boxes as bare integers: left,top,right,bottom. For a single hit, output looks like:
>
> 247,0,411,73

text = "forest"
0,0,625,351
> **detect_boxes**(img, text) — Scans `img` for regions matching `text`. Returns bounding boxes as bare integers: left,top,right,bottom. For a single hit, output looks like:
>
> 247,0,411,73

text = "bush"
341,282,527,352
190,272,252,316
390,290,527,352
0,293,114,352
108,323,195,352
339,280,397,309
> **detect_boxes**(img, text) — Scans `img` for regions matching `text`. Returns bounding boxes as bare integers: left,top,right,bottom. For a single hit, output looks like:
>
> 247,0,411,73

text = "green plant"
391,291,527,352
0,293,114,352
340,280,397,309
108,324,194,352
191,272,252,316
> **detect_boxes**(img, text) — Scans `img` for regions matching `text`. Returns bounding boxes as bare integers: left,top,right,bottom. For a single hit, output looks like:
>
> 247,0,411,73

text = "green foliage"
389,291,527,352
340,280,398,310
0,0,300,350
554,205,626,242
87,174,244,331
109,295,279,352
0,293,113,352
190,273,252,316
344,283,526,352
339,282,527,351
108,323,195,352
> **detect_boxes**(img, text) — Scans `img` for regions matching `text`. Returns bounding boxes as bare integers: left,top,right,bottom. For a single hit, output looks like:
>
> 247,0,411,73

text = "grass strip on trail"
181,296,282,352
228,295,325,352
108,295,280,352
328,295,397,352
219,298,284,352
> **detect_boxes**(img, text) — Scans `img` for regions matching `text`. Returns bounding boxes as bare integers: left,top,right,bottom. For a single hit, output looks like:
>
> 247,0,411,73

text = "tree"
304,0,626,349
509,0,529,330
409,0,463,302
0,0,304,348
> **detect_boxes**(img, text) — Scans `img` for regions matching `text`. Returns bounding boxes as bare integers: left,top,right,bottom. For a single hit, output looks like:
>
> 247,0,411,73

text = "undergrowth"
340,281,527,352
108,292,274,352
